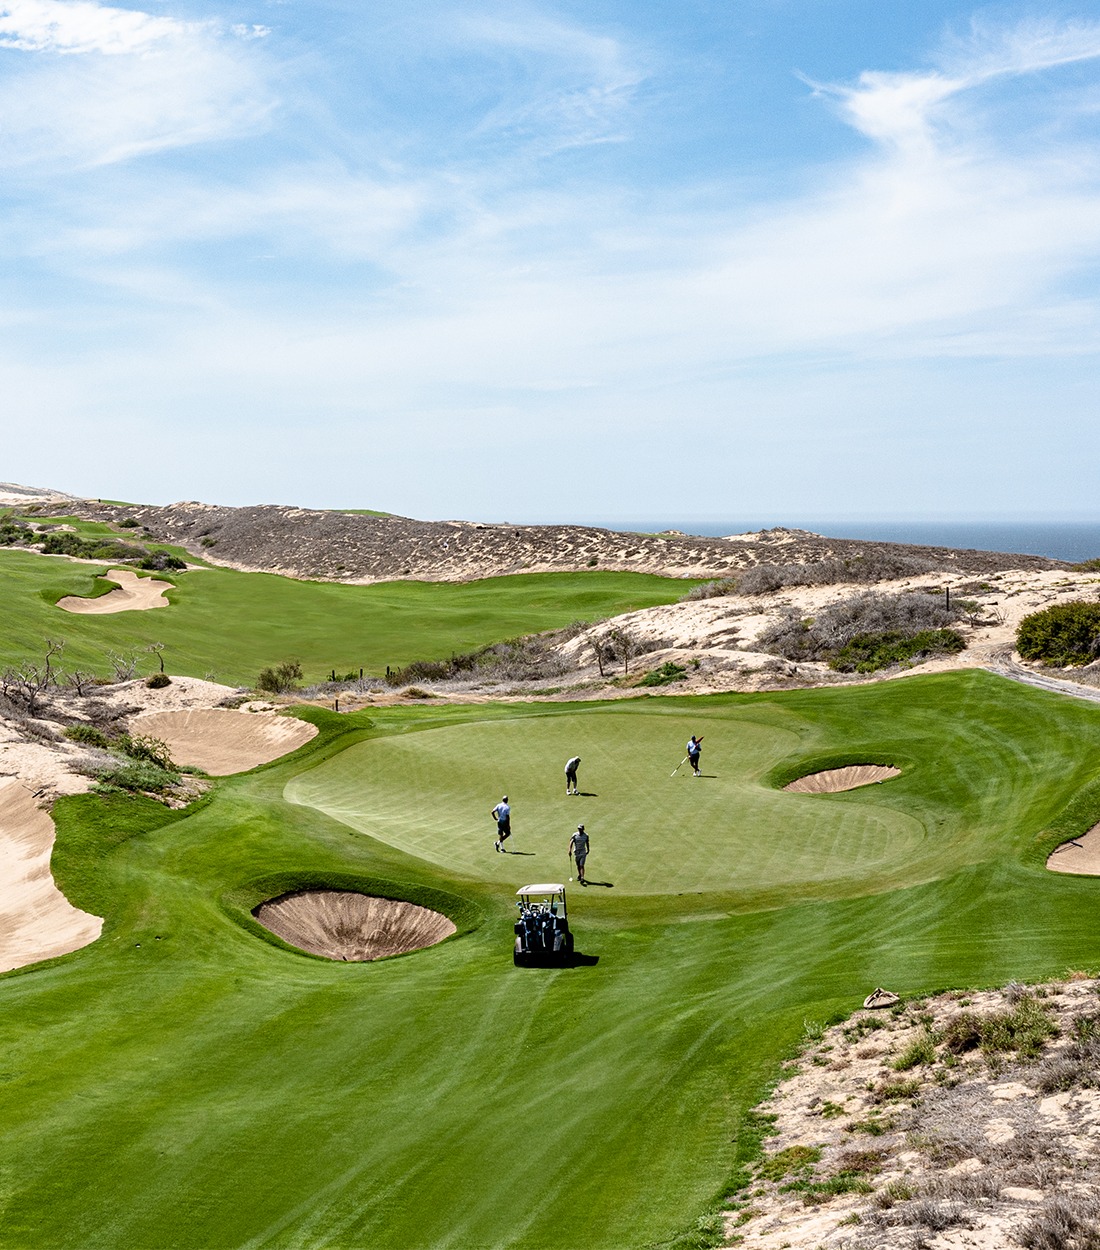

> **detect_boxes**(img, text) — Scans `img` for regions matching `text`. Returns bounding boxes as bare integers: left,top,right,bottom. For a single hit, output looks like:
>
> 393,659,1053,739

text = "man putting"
564,755,581,795
492,795,511,852
687,735,703,776
569,824,590,885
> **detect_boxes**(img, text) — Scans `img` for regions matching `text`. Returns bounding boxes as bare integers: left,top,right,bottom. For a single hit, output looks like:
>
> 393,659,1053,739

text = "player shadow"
580,880,613,888
576,791,598,797
682,774,718,779
504,850,537,856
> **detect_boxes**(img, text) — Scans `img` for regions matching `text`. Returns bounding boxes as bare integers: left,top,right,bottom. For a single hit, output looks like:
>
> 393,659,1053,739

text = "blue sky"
2,0,1099,522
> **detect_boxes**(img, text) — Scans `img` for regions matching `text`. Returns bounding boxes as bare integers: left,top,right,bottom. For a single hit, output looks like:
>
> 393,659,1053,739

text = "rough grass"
5,674,1100,1249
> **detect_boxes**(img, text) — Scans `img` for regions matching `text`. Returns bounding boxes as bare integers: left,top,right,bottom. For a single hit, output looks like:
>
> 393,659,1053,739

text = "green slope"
1,673,1099,1249
0,548,700,685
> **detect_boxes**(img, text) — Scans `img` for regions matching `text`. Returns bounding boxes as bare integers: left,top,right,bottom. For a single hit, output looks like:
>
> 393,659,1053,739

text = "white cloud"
0,0,275,166
0,0,191,55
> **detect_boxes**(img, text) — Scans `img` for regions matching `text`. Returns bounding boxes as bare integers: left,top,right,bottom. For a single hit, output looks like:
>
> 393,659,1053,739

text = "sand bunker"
1047,822,1100,875
784,764,901,794
58,569,173,614
253,890,456,961
131,708,317,776
0,778,102,972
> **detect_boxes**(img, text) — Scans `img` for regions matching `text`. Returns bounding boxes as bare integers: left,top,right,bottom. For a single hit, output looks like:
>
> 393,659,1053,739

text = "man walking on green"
492,795,511,853
687,735,703,777
569,824,590,885
564,756,581,795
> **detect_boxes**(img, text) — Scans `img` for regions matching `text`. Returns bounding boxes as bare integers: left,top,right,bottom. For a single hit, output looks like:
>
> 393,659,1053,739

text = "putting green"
286,712,928,894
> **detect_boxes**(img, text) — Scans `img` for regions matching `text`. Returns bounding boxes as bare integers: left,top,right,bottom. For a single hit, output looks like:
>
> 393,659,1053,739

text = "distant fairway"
287,711,927,893
0,547,701,684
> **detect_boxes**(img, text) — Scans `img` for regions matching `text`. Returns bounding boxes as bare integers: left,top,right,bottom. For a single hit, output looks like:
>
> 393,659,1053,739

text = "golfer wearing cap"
687,735,703,777
569,825,590,885
492,796,511,853
564,756,581,795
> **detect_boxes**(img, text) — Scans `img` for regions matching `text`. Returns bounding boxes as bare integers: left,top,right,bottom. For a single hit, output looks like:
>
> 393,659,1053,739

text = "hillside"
28,495,1066,584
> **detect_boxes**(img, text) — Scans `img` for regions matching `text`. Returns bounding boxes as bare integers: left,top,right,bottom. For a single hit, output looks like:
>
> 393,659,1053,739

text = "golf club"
670,756,689,777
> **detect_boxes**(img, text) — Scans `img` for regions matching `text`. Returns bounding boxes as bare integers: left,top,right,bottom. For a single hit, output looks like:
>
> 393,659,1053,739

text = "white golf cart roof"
516,884,565,895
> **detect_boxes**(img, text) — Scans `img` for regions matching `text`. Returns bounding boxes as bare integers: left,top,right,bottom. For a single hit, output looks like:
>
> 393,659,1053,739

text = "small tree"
608,628,638,675
66,669,94,696
106,649,140,682
145,642,166,673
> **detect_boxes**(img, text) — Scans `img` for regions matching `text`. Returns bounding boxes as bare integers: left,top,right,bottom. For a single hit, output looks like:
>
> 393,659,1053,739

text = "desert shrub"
681,577,739,601
1071,557,1100,572
64,724,110,748
201,536,218,548
637,662,688,687
118,518,139,527
941,996,1057,1059
146,673,171,689
0,520,33,546
402,687,434,699
874,1180,915,1208
781,1172,874,1205
830,628,966,673
138,552,185,571
39,533,146,562
257,660,303,693
760,591,964,666
1015,1196,1100,1249
1017,602,1100,666
116,734,175,770
737,553,943,597
85,760,180,792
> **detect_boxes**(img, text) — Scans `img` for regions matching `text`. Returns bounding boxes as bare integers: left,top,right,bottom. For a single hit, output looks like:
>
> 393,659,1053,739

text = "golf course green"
4,670,1100,1249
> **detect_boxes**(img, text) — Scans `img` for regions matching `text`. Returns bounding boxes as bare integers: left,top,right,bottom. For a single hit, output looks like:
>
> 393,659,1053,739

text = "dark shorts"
689,753,700,768
566,769,577,785
497,819,511,839
574,853,587,868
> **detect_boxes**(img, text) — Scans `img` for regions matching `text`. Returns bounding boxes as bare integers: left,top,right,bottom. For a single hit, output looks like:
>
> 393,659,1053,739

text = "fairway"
4,672,1100,1250
0,547,701,684
287,712,928,894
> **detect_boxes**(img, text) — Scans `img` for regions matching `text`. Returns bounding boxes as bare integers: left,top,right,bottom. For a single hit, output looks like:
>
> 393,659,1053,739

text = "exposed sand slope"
131,708,317,775
0,778,102,973
784,765,901,794
57,569,173,614
253,890,456,960
1047,821,1100,875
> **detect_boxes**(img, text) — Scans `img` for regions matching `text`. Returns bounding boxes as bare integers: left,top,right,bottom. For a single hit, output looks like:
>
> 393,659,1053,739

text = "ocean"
594,522,1100,564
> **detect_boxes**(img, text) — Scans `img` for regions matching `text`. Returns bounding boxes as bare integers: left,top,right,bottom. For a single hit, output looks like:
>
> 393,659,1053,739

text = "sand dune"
58,569,172,614
0,779,102,973
131,708,318,775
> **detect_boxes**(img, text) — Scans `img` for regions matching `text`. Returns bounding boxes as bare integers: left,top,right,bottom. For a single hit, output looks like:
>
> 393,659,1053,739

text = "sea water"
594,522,1100,564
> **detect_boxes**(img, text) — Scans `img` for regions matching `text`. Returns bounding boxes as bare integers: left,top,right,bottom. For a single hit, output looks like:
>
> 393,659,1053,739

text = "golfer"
687,735,703,776
569,824,590,885
492,795,511,852
564,755,581,795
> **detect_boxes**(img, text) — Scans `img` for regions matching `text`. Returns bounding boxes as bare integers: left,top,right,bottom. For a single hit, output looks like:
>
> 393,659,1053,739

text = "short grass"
0,547,700,685
3,672,1100,1250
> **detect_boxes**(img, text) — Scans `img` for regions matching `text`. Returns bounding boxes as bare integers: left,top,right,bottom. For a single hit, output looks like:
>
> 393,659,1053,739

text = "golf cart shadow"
514,950,599,969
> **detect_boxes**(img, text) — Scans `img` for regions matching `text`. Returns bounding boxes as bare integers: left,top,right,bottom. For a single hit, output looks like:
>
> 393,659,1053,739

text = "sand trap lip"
783,764,901,794
57,569,173,614
1047,822,1100,875
131,708,318,776
253,890,457,961
0,778,102,972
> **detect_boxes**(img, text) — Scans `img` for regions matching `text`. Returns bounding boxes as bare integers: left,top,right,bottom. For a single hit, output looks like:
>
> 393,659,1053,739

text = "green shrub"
1017,601,1100,666
146,673,171,689
64,724,110,749
118,518,139,527
637,661,688,687
201,536,218,548
257,660,303,693
941,996,1057,1058
116,734,175,770
87,760,180,793
39,532,146,562
892,1033,937,1070
830,629,966,673
1070,557,1100,571
138,553,186,571
756,1145,821,1181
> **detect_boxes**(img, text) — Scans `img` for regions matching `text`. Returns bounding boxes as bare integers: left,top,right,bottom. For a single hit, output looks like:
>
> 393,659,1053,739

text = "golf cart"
514,884,573,966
